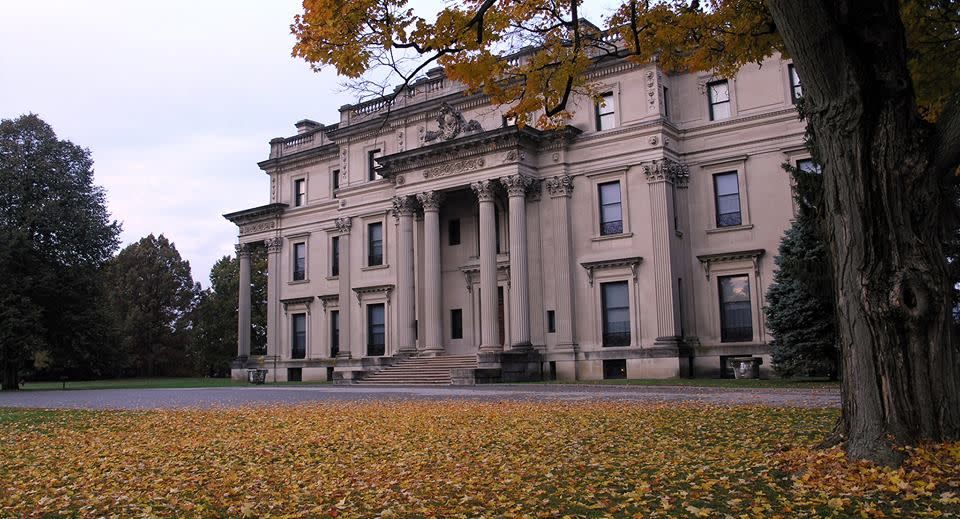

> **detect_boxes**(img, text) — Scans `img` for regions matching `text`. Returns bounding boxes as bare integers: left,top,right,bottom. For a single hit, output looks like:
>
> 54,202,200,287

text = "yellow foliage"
0,403,957,517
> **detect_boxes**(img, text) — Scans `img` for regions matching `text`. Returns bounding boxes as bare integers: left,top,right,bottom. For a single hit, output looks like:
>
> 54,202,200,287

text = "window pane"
720,275,751,302
714,173,738,196
709,81,729,103
293,243,306,281
719,275,752,342
331,236,340,276
599,182,621,203
367,304,385,356
292,314,306,359
368,222,383,265
797,159,821,175
603,282,629,307
330,311,339,356
717,194,741,216
711,101,731,120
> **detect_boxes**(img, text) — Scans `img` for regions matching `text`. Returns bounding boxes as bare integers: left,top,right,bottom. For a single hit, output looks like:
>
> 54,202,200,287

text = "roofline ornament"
424,102,483,142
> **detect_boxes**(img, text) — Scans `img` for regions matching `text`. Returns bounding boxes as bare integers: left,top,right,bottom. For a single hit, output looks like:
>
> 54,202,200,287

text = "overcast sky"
1,0,618,287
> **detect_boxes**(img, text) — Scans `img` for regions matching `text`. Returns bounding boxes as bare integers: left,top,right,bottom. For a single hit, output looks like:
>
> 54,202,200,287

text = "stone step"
355,354,479,385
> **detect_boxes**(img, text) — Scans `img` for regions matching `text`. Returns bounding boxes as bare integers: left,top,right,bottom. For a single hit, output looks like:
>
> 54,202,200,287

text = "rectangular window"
547,310,556,333
331,236,340,276
368,149,382,181
708,80,731,120
294,179,306,207
293,242,306,281
287,368,302,382
367,222,383,266
598,181,624,236
713,172,742,227
448,219,461,246
788,64,802,103
332,169,340,192
451,309,463,339
603,359,627,380
330,310,340,357
796,158,821,175
601,281,631,347
595,92,616,131
367,303,385,356
291,313,306,359
662,86,670,118
719,274,753,342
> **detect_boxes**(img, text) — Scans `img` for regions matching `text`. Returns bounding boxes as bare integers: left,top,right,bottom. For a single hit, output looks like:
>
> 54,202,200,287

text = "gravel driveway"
0,384,840,409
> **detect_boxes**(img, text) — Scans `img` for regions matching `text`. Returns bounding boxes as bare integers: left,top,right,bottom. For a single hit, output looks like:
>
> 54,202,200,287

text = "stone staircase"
356,355,478,385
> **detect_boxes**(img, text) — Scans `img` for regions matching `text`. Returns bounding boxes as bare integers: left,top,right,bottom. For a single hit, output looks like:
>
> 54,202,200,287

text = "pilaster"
334,217,353,359
264,237,283,358
545,174,576,352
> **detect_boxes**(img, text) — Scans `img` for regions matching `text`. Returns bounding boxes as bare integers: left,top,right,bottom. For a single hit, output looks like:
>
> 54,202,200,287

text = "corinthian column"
417,191,444,356
392,195,417,354
236,243,252,359
264,237,283,358
545,175,576,350
643,160,686,344
502,174,533,349
334,217,352,358
472,180,501,352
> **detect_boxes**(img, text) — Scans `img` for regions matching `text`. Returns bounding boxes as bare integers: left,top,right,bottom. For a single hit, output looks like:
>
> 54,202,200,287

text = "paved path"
0,384,839,410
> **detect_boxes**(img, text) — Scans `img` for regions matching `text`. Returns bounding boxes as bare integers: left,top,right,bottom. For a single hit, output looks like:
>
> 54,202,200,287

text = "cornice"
696,249,765,279
580,256,643,285
223,203,287,226
352,284,395,305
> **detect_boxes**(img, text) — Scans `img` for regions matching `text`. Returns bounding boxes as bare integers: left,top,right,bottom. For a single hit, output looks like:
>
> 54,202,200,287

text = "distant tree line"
0,114,264,389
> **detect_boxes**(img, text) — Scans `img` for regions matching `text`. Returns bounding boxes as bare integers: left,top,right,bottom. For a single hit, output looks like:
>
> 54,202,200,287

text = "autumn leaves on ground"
1,403,958,518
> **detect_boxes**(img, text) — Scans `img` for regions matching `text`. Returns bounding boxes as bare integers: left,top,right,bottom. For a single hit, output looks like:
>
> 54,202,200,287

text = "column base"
420,346,444,357
336,351,352,360
508,341,533,352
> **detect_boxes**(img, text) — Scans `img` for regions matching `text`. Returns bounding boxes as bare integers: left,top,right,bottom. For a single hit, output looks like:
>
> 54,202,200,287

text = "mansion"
225,49,811,383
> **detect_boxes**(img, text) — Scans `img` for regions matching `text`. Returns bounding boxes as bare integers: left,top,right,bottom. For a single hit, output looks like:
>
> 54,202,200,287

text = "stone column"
643,160,687,345
236,243,252,359
545,175,576,350
392,195,417,355
417,191,444,356
334,217,352,358
502,174,533,349
264,237,283,358
472,180,501,352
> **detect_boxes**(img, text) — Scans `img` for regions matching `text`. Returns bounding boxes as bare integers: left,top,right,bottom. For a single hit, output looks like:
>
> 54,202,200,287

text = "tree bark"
768,0,960,465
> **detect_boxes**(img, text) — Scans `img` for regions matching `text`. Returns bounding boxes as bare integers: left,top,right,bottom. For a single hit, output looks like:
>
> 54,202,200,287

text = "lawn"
536,378,840,390
1,403,956,518
19,377,330,391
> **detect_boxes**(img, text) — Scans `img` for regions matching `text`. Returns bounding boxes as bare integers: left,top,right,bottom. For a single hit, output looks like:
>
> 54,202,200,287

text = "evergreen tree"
0,114,121,389
765,154,838,379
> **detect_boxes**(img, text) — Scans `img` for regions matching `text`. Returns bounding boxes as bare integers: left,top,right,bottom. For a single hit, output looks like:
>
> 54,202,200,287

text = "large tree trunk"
768,0,960,465
1,359,19,391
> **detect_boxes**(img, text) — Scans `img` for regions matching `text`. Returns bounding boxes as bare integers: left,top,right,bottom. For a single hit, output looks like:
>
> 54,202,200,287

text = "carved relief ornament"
334,216,352,233
239,220,277,235
423,157,485,179
235,243,251,258
391,195,417,220
417,191,444,212
500,174,534,197
643,159,689,185
545,174,574,198
264,237,283,254
470,179,498,202
424,102,483,142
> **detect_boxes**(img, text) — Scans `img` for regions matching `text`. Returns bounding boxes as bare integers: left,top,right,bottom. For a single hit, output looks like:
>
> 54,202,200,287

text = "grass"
19,377,330,391
0,403,955,518
534,377,840,389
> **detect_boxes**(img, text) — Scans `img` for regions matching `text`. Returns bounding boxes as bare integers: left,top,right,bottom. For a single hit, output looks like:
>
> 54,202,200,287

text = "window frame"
293,178,306,207
292,241,307,281
595,91,616,131
788,64,802,104
600,280,631,347
450,308,463,339
291,312,307,359
718,274,754,343
368,148,383,181
597,180,624,236
707,79,732,121
713,171,743,228
366,221,384,267
366,303,386,356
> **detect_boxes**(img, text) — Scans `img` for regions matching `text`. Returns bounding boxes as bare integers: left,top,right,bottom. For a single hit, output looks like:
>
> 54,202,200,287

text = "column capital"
334,216,352,233
235,243,252,258
545,174,574,198
264,237,283,254
500,174,534,197
417,191,444,212
642,159,689,185
471,179,498,202
391,195,417,221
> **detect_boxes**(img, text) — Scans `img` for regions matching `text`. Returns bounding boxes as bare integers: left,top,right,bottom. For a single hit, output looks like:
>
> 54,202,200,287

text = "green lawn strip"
529,378,839,389
19,377,332,391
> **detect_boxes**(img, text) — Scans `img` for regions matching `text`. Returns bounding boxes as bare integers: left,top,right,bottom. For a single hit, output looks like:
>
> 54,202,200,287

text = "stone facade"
224,51,810,383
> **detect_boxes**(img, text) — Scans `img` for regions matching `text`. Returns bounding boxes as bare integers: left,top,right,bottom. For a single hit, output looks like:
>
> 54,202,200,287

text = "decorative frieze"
545,175,574,198
502,149,526,163
239,220,277,235
334,216,352,233
264,237,283,254
423,157,486,179
470,179,498,202
340,146,349,178
417,191,444,212
500,174,534,197
643,159,690,185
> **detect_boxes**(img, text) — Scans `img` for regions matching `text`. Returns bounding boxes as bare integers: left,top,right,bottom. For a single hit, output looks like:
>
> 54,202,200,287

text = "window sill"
361,264,389,272
591,232,633,242
288,279,310,285
706,224,753,234
326,275,340,281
